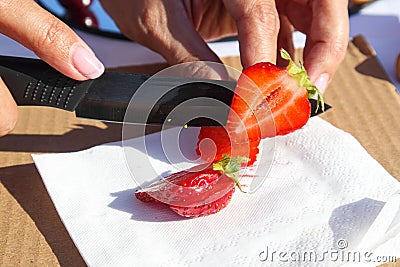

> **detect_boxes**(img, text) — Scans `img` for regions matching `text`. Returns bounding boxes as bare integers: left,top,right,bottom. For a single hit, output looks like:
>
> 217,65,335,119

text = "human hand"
274,0,349,93
0,0,104,136
100,0,348,92
100,0,277,65
99,0,235,65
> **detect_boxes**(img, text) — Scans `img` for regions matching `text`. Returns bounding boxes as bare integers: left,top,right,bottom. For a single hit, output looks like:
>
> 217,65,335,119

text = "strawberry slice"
135,156,248,218
169,187,234,218
196,49,324,163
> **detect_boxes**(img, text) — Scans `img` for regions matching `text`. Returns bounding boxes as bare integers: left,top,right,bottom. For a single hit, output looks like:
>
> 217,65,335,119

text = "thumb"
0,0,104,81
303,0,349,93
0,77,18,136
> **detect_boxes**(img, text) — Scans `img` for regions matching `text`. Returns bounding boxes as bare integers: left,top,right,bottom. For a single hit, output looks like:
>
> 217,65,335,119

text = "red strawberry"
227,49,324,143
196,49,324,163
135,155,248,218
170,187,234,218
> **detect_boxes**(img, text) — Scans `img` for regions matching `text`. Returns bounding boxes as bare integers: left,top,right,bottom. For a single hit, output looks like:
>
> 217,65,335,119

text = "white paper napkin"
32,117,400,267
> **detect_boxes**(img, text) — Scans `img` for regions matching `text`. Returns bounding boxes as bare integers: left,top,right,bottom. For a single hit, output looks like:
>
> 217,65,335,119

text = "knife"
0,55,330,126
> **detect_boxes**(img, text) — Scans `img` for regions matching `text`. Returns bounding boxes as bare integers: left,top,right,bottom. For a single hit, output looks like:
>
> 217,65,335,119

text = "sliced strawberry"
135,190,160,203
227,50,324,143
135,164,233,206
196,49,324,163
229,61,309,140
135,156,248,218
170,187,234,218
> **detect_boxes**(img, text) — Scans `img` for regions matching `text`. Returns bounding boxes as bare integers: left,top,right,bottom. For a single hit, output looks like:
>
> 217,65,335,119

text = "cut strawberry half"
196,49,324,163
227,49,324,141
135,155,248,218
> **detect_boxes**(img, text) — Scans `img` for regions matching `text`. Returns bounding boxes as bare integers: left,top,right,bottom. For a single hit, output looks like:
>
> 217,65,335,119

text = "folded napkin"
33,117,400,266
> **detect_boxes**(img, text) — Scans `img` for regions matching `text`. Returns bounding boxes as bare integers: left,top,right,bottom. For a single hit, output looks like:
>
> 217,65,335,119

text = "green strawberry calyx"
280,48,325,113
213,154,249,193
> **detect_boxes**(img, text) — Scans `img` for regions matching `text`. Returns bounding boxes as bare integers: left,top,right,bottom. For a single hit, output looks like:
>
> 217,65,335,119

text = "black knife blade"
0,55,330,126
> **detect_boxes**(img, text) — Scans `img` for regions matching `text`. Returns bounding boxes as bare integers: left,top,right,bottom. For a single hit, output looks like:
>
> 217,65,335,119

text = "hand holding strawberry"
137,50,324,218
101,0,348,93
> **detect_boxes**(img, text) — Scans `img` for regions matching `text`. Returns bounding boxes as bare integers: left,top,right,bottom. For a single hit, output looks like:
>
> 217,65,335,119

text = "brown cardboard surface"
0,37,399,266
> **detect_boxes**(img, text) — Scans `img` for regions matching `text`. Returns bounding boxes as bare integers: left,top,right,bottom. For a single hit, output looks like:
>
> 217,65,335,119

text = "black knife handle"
0,55,93,111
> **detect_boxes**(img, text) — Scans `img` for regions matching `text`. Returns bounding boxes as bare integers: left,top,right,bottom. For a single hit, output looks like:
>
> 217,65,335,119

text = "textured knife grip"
0,55,94,111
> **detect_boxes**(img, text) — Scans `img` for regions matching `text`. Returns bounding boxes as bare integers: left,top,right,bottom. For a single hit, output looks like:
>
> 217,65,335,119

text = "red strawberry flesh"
135,156,247,218
170,187,234,218
196,49,323,164
135,164,234,207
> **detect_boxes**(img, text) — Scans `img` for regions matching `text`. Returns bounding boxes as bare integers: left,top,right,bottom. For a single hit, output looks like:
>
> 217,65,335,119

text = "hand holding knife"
0,56,330,128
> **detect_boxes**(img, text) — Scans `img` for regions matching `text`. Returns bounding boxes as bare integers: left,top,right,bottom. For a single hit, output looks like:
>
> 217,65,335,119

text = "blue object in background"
38,0,120,37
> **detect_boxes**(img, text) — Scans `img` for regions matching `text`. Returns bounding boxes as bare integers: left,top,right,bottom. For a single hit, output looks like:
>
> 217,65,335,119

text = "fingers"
0,0,104,81
303,0,349,93
150,1,222,64
223,0,280,68
276,15,295,68
0,78,18,137
101,0,221,65
185,0,237,42
0,1,105,136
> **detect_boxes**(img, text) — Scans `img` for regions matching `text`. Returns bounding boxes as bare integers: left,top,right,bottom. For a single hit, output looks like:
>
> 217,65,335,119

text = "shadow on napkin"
329,198,384,250
121,125,201,167
118,126,203,189
0,163,86,266
108,188,186,222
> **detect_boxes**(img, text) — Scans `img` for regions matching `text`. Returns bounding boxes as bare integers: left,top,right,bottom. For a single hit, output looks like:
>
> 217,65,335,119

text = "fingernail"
314,73,330,93
71,44,104,79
